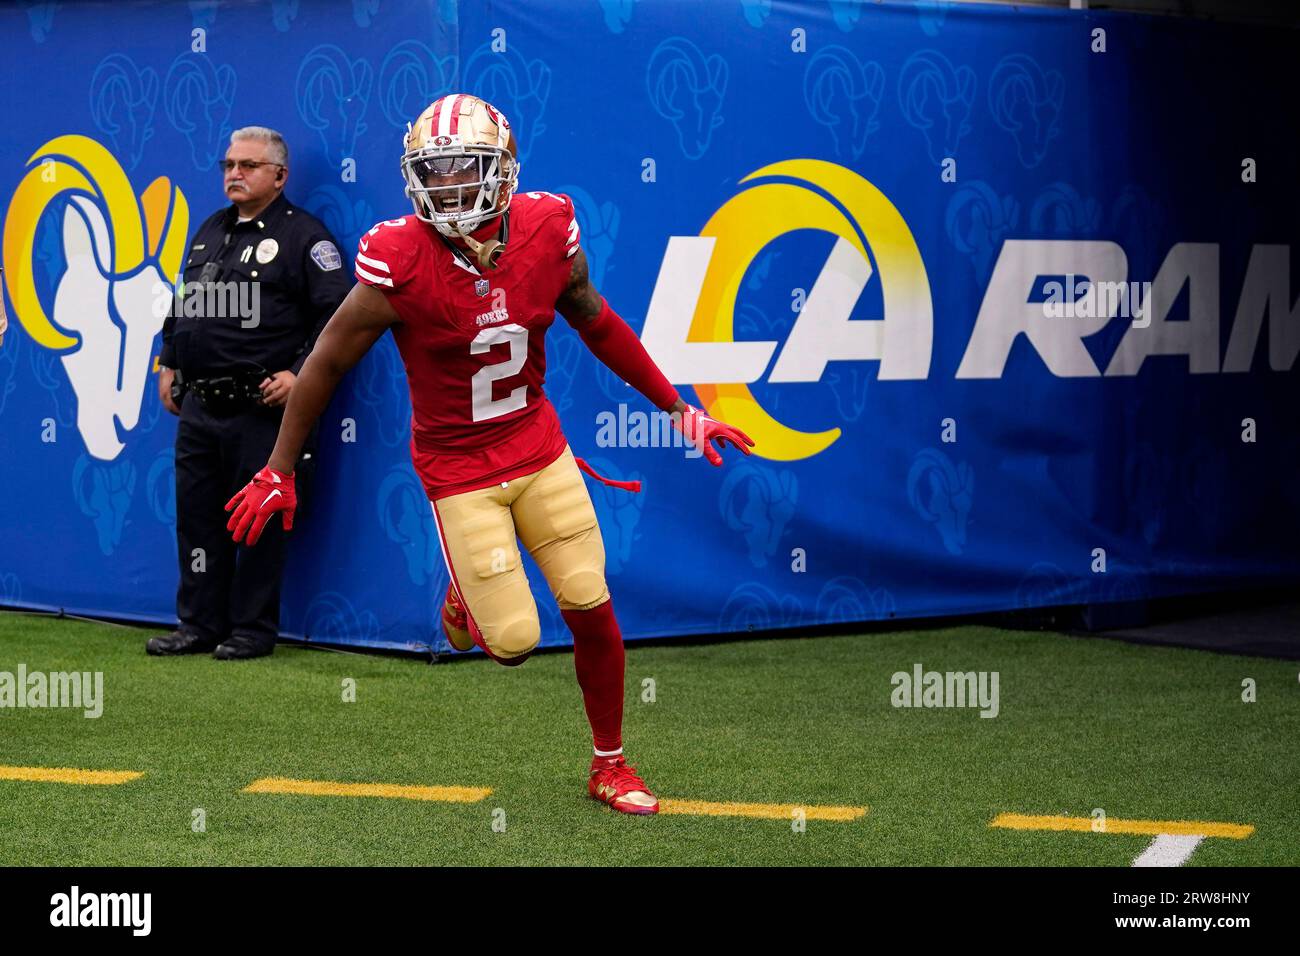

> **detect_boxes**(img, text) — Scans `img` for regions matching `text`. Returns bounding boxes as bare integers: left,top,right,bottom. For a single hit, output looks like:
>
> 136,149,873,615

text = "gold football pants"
431,446,609,660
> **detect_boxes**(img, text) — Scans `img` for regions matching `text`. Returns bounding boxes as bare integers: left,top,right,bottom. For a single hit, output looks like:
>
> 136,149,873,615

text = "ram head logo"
378,467,439,586
164,52,236,171
719,462,798,569
271,0,300,32
303,591,382,645
740,0,772,28
354,335,411,448
598,0,637,34
898,50,975,164
73,454,137,556
988,54,1063,169
719,582,803,633
946,180,1020,282
907,448,974,556
646,37,727,160
804,46,884,159
297,45,374,170
90,54,160,172
816,575,896,624
828,0,865,32
3,135,188,461
377,40,457,130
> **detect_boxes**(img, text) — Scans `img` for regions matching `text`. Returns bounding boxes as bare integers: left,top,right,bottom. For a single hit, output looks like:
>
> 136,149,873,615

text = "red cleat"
588,754,659,815
440,584,476,652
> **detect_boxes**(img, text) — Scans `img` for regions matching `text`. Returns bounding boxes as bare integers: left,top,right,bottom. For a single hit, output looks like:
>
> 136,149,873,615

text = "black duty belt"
187,369,269,416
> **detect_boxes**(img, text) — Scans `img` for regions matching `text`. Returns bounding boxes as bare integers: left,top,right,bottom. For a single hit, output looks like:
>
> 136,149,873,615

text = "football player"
225,94,753,815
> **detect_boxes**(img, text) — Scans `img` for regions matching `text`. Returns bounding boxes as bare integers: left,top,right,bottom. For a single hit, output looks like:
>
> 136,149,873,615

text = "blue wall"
1,0,1297,653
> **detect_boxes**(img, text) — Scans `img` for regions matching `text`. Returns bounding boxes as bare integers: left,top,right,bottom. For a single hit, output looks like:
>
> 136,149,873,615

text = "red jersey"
353,191,581,499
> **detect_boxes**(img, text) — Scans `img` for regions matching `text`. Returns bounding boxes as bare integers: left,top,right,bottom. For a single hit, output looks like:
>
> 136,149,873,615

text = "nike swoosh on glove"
672,404,755,466
225,465,296,546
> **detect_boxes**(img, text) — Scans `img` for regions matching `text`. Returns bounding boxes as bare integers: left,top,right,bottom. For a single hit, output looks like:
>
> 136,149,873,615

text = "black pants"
173,391,312,648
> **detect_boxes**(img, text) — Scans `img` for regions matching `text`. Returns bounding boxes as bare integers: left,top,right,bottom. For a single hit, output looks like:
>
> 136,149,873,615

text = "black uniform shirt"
160,192,350,378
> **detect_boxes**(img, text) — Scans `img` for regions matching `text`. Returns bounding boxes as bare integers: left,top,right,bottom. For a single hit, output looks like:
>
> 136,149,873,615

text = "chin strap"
461,232,505,270
453,210,510,270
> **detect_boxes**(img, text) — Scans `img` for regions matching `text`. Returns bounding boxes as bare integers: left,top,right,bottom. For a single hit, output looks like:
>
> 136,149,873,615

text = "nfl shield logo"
475,278,490,297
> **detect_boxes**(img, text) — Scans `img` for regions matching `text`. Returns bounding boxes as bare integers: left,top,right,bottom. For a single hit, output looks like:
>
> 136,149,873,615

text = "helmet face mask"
403,148,506,233
401,95,519,239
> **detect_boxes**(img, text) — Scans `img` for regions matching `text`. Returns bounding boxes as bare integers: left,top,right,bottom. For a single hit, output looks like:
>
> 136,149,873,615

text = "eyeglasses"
220,160,284,173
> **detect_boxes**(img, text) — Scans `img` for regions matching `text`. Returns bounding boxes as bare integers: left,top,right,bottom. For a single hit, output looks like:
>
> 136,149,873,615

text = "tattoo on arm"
556,247,603,327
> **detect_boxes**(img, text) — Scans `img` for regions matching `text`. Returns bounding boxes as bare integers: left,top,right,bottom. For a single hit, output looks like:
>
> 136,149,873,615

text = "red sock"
561,599,625,753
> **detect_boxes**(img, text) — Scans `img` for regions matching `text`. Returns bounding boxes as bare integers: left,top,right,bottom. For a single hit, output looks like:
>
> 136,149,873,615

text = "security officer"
148,127,350,660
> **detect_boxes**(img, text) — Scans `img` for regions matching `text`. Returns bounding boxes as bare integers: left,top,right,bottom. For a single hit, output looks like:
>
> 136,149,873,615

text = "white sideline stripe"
355,252,391,272
1133,833,1204,867
429,500,462,606
355,265,394,287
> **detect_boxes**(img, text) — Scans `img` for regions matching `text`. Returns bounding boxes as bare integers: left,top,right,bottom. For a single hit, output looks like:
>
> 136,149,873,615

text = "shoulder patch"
310,240,342,271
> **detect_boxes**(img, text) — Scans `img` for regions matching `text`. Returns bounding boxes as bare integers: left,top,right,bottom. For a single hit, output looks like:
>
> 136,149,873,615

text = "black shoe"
146,630,217,656
213,635,275,660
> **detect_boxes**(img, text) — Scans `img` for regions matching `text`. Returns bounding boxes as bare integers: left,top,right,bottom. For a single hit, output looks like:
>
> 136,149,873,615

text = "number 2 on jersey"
469,323,529,422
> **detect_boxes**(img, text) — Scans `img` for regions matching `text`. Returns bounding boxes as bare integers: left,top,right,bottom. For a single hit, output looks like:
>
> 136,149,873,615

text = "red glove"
225,465,296,546
672,404,755,466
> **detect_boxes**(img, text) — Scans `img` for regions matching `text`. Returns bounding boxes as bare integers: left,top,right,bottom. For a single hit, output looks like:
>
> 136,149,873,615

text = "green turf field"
0,611,1296,866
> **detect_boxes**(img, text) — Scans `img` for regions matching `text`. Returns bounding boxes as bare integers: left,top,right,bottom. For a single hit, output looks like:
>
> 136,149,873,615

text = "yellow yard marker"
991,813,1253,840
659,799,867,821
242,776,492,803
0,765,142,786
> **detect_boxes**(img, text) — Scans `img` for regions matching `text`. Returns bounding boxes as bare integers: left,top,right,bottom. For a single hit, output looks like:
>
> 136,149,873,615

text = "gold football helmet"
402,94,519,268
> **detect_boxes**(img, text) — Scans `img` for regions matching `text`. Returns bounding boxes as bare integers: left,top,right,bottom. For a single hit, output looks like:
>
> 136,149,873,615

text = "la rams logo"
3,135,188,460
643,159,932,461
